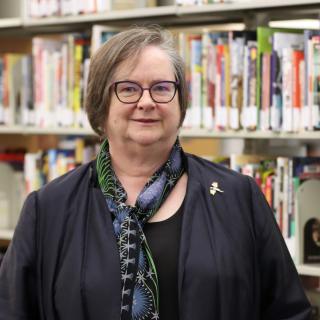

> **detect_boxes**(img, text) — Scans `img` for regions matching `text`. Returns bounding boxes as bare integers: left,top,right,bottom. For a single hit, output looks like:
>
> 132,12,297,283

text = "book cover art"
304,217,320,263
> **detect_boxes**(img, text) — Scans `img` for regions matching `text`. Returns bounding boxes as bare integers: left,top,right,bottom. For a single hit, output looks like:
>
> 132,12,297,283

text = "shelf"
0,229,14,240
0,17,22,28
297,264,320,277
0,125,96,136
179,128,320,140
177,0,320,14
1,126,320,139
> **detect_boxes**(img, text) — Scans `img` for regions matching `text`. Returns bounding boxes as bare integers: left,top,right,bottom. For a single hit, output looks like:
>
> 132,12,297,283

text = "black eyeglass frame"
113,80,179,104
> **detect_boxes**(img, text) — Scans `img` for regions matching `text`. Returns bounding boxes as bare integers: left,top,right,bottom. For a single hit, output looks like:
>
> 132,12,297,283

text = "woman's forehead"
114,46,175,81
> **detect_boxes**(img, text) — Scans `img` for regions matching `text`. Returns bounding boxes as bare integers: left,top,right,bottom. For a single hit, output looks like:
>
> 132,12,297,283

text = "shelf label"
202,106,214,130
270,105,280,131
282,107,293,132
216,106,227,129
293,108,301,132
229,107,239,130
302,105,311,130
0,106,4,124
241,106,257,129
260,108,270,131
312,105,320,128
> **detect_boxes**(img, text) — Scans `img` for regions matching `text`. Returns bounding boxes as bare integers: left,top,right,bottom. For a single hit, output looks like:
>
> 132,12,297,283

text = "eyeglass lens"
115,81,177,103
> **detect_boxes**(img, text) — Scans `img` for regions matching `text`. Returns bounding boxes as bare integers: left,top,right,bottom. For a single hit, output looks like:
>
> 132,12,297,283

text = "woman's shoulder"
185,153,245,180
185,153,254,195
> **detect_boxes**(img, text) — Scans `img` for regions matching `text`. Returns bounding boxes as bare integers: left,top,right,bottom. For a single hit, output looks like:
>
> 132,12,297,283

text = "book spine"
282,47,293,132
0,58,4,124
292,50,304,132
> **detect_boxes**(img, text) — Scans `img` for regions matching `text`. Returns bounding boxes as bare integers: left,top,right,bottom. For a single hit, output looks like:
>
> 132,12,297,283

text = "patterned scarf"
96,138,185,320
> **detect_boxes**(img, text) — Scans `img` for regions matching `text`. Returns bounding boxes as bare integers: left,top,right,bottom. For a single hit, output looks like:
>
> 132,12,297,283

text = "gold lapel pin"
210,182,224,196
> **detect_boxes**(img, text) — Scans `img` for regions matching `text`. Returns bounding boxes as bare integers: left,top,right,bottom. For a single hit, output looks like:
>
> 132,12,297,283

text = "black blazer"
0,153,311,320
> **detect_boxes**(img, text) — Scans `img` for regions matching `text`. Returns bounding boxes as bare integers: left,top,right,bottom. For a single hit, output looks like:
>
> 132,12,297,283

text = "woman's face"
105,46,181,149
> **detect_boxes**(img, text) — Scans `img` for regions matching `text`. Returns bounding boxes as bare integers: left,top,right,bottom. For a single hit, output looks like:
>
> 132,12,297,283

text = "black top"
143,204,183,320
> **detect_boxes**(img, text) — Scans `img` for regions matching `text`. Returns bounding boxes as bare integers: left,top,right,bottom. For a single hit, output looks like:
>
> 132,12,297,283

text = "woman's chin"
128,132,171,147
131,136,161,146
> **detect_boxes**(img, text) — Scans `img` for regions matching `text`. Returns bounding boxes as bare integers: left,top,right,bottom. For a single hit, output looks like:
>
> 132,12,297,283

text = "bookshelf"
0,18,22,29
298,264,320,277
180,129,320,140
1,0,320,282
0,229,14,241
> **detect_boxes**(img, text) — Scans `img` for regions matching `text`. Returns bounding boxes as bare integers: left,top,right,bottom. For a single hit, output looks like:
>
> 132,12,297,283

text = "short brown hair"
85,25,188,137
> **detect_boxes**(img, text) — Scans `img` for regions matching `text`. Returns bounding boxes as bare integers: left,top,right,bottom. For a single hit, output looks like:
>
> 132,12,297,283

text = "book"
303,30,320,130
260,51,271,130
2,54,25,126
295,179,320,264
241,40,258,130
260,29,303,131
292,49,304,132
91,25,119,54
0,154,25,229
228,31,256,130
312,37,320,130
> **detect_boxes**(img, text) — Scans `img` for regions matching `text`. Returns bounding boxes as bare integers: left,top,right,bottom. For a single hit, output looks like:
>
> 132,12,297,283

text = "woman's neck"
108,141,175,205
109,141,172,179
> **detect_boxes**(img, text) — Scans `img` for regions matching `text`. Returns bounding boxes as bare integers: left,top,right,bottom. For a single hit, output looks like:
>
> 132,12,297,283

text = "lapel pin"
210,182,224,196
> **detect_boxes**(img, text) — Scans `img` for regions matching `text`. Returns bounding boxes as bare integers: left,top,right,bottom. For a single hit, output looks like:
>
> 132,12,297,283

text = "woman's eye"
121,86,137,93
153,84,170,92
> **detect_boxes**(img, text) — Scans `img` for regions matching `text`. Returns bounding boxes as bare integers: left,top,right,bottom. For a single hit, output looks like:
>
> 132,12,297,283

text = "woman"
0,26,311,320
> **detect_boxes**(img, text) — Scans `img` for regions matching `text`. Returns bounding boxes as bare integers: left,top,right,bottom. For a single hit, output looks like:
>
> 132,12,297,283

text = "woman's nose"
137,89,156,109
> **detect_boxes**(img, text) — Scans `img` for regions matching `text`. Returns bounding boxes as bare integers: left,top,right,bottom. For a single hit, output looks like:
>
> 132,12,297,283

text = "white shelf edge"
179,128,320,140
177,0,320,15
297,264,320,277
23,5,177,26
0,17,22,28
0,229,14,240
1,126,320,139
0,125,96,136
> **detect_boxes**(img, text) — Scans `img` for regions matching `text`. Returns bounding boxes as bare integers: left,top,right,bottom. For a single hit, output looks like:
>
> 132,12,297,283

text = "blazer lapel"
177,164,202,314
81,185,122,320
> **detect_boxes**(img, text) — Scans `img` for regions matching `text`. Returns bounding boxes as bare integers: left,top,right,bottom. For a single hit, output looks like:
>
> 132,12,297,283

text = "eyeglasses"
113,80,179,104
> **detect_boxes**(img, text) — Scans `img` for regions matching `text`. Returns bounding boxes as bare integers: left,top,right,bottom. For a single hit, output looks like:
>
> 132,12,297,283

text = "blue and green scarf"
96,138,185,320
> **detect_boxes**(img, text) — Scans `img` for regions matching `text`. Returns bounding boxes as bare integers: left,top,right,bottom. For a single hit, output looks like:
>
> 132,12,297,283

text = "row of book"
224,153,320,264
179,27,320,132
0,33,92,128
27,0,157,17
1,25,320,132
0,138,98,230
25,0,249,18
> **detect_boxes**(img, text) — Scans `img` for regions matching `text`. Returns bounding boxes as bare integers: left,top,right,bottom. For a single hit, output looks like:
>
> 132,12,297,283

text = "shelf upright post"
243,11,270,30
